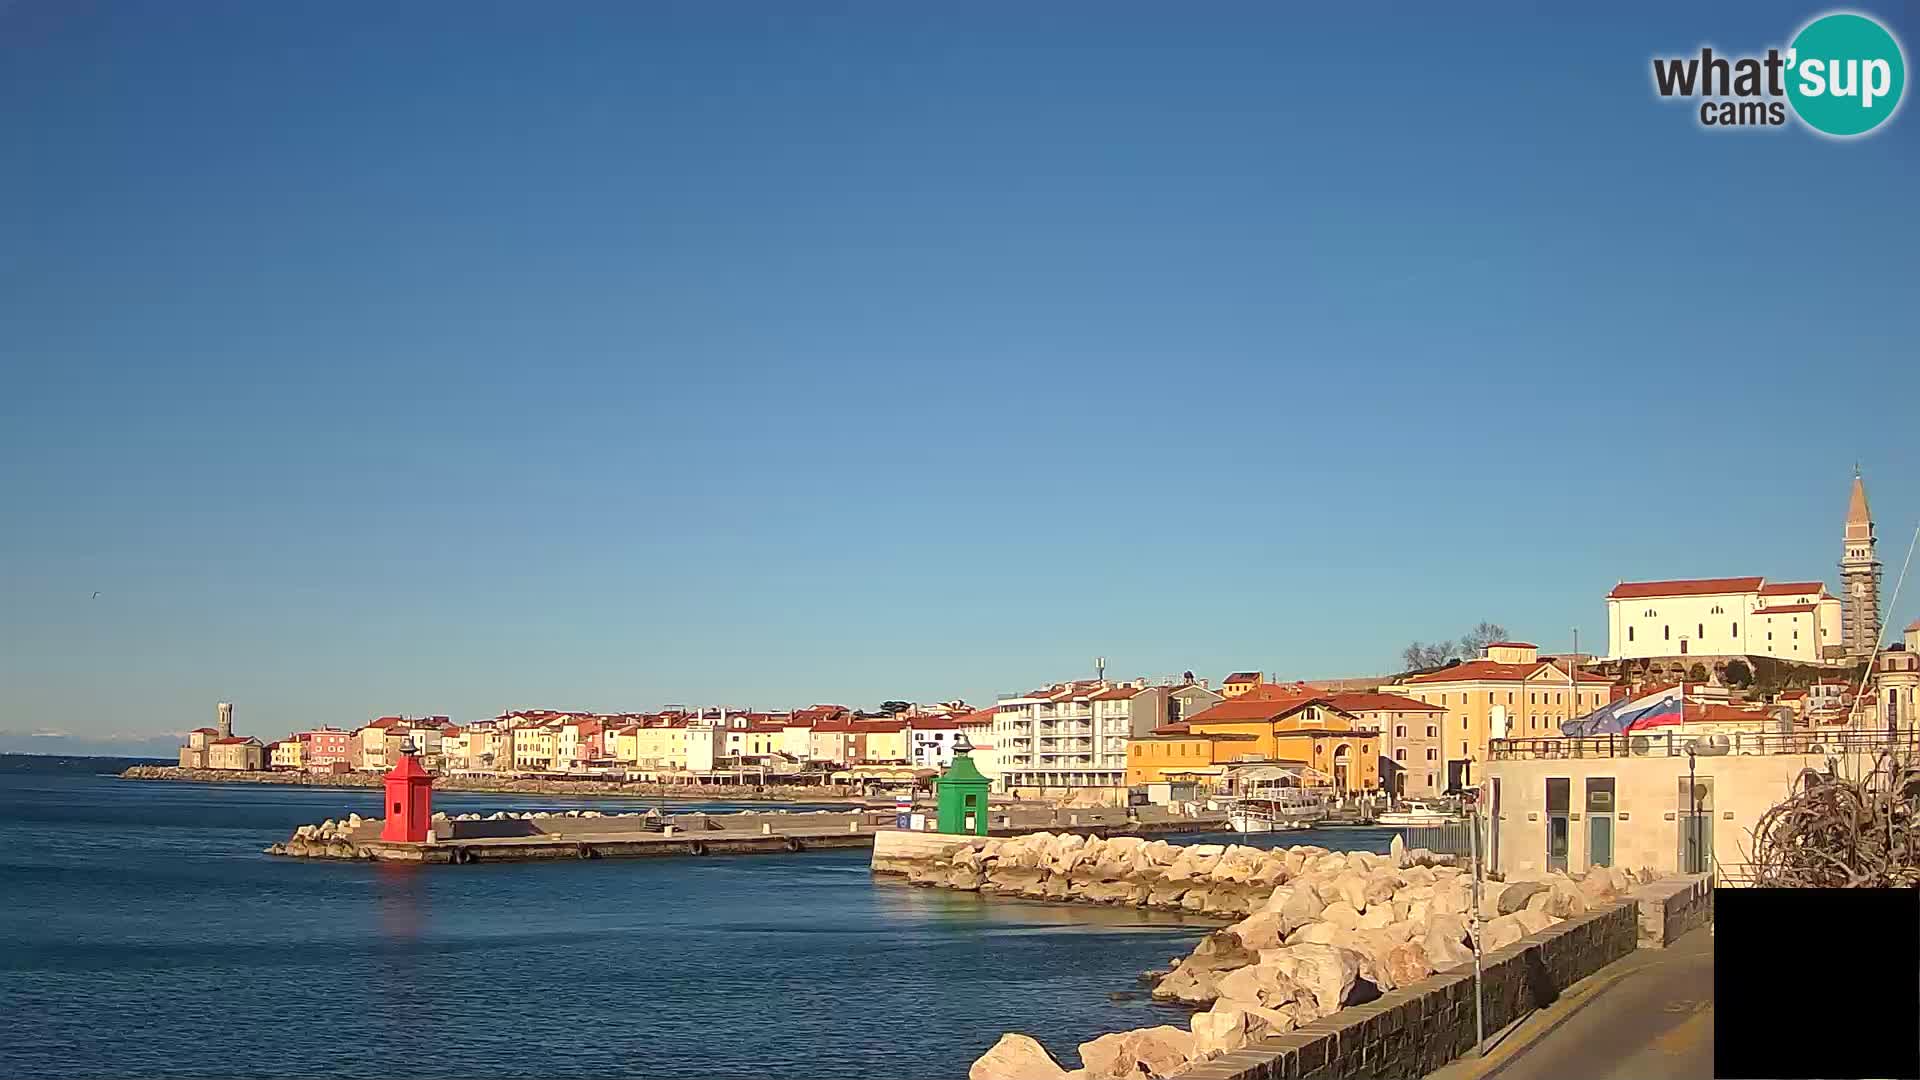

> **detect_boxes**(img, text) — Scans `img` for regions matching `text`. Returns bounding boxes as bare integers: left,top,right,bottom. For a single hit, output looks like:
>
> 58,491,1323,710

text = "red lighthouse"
380,740,435,843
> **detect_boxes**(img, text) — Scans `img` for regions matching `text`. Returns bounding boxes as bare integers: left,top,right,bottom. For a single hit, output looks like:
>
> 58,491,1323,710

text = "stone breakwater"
267,807,870,860
874,831,1659,1080
121,765,858,803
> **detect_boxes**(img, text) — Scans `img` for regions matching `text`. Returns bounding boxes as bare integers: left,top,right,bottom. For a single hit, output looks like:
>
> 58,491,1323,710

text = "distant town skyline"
3,1,1916,740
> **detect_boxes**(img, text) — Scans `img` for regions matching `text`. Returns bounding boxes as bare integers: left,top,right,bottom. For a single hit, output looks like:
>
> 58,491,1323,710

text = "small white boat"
1225,782,1333,833
1375,801,1460,827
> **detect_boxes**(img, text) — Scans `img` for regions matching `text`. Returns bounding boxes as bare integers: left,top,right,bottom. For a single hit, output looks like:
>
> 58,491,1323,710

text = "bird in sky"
91,591,100,599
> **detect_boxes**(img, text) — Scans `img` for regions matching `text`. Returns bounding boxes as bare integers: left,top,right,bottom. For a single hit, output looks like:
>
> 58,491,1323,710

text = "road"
1429,926,1714,1080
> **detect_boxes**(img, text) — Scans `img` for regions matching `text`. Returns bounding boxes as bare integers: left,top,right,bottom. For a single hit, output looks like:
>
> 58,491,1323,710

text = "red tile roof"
1325,692,1445,714
1908,618,1920,632
1607,576,1765,599
1759,581,1825,596
1223,672,1262,684
1089,686,1141,701
1238,682,1320,702
1485,641,1537,649
191,727,219,735
211,736,257,745
1753,604,1817,615
1401,660,1607,686
908,716,965,730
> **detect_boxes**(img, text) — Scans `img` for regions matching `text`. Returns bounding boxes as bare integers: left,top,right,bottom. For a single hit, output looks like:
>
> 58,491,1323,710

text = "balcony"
1040,722,1092,736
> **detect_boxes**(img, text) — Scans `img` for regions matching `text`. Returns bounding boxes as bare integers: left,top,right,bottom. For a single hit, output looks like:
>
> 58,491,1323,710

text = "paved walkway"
1428,926,1714,1080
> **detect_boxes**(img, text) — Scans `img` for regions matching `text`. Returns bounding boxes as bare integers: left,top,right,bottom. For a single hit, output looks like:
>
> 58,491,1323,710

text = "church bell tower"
1841,468,1882,660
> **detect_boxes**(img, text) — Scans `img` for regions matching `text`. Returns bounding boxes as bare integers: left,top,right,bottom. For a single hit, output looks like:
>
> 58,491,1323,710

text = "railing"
1395,820,1476,858
1489,729,1915,761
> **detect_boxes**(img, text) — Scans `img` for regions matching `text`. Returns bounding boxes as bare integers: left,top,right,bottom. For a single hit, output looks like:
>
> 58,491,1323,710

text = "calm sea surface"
0,758,1395,1080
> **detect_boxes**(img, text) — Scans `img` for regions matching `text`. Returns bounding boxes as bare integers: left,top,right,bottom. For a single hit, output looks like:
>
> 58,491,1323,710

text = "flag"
1563,685,1685,736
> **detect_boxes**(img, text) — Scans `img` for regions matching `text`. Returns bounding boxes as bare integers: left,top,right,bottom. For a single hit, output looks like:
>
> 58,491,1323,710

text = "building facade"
1382,642,1613,791
1325,692,1448,799
1125,693,1380,793
1605,577,1843,665
994,679,1175,794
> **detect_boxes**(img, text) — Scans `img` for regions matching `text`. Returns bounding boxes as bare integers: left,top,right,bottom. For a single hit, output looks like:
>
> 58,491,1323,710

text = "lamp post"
1686,744,1699,874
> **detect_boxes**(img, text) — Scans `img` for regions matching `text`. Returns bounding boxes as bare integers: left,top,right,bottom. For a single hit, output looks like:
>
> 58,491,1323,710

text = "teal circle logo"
1786,12,1906,136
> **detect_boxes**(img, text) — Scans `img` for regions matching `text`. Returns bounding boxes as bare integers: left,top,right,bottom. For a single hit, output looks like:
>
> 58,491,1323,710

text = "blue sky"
3,1,1916,743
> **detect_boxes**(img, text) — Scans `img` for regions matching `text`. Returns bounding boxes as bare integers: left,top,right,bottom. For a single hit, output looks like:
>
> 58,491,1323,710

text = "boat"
1225,781,1334,833
1374,800,1461,827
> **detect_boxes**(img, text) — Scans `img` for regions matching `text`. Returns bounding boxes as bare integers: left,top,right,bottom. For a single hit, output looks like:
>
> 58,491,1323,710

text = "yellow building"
1381,642,1615,791
511,724,557,771
1220,672,1264,699
269,739,305,770
1125,693,1379,793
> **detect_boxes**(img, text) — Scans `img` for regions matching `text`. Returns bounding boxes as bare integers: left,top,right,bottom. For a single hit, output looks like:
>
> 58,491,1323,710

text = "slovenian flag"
1563,686,1685,736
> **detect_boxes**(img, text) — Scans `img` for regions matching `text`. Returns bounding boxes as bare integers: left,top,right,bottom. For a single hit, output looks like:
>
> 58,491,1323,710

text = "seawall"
122,765,859,803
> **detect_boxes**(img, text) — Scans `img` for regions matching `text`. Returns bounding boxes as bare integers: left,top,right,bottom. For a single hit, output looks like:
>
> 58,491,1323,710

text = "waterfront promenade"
1426,926,1713,1080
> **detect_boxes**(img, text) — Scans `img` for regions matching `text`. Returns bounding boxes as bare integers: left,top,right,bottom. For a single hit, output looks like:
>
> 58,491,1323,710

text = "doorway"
1586,777,1615,868
1546,777,1571,873
1678,775,1714,873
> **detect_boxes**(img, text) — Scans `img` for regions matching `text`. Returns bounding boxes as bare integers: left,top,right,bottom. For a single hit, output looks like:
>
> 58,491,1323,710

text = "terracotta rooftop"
1224,672,1262,684
211,736,257,745
1089,686,1141,701
1401,660,1571,684
1608,577,1765,599
1325,691,1445,713
1759,581,1826,596
1753,604,1818,615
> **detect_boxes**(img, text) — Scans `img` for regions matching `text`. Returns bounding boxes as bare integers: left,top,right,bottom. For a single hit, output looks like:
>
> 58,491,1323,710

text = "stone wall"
1633,873,1714,947
1169,900,1641,1080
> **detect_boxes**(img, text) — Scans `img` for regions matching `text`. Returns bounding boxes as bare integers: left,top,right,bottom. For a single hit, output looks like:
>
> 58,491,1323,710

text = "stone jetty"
870,831,1658,1080
123,764,860,804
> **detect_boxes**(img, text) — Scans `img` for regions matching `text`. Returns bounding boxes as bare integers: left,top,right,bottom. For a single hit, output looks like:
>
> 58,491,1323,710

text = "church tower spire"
1841,467,1882,659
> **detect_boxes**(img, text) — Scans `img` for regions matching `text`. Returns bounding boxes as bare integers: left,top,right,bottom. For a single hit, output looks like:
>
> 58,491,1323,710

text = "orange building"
1125,690,1379,793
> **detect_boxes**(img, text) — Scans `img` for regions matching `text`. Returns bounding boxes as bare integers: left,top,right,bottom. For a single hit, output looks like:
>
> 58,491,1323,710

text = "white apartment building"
994,679,1178,794
1606,577,1843,664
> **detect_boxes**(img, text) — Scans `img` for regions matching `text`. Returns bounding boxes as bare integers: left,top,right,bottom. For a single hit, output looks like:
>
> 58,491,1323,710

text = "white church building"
1603,472,1881,669
1605,576,1843,664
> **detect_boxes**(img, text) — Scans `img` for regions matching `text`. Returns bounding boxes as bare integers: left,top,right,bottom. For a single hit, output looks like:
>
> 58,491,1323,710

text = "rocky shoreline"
876,831,1656,1080
118,765,863,804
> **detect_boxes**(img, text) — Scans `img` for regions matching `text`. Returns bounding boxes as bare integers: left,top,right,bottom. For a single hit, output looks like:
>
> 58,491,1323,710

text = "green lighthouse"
934,736,991,836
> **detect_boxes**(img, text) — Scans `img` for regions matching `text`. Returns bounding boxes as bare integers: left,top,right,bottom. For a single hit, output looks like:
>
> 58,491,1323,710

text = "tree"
1458,621,1510,659
1401,640,1458,672
1400,620,1511,673
879,700,912,716
1723,659,1753,688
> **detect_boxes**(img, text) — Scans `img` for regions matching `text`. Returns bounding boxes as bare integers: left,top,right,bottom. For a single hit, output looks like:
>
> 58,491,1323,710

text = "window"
1426,725,1438,737
1628,626,1635,642
1462,717,1469,730
1395,749,1406,761
1664,625,1671,640
1488,692,1495,704
1394,725,1407,738
1426,749,1438,761
1732,622,1738,637
1460,741,1468,755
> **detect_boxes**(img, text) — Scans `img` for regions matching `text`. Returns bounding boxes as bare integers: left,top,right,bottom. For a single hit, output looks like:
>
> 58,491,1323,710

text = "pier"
268,805,1232,864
